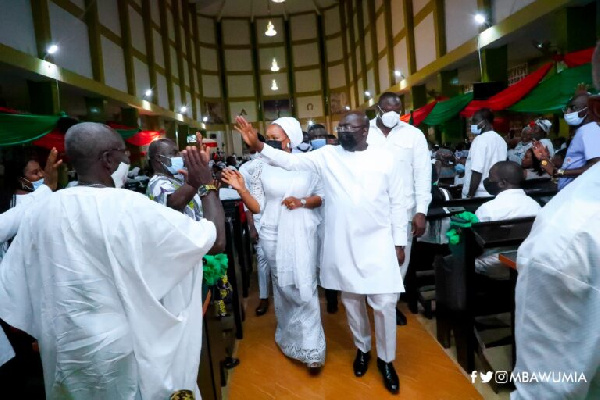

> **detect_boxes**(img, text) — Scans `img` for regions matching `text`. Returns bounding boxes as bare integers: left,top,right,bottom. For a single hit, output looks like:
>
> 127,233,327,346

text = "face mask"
111,162,130,189
471,124,482,135
310,139,326,150
380,111,400,129
265,140,283,150
32,178,45,191
338,132,358,151
162,156,184,175
564,109,586,126
483,178,502,196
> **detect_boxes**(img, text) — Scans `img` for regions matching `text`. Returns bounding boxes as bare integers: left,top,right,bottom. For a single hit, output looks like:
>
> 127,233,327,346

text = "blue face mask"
32,178,44,191
310,139,326,150
162,156,184,175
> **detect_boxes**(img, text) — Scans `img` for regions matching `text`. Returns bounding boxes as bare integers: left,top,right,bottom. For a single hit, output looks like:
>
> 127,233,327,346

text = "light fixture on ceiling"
180,106,187,113
344,106,351,111
203,116,208,122
474,13,486,26
308,120,314,126
144,89,153,97
394,70,405,80
47,44,59,54
265,20,277,36
364,91,371,98
272,0,286,3
271,79,279,91
271,58,280,72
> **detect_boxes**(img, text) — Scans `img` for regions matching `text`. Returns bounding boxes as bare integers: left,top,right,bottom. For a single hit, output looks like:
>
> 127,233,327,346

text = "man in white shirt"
474,161,541,279
235,111,408,394
0,123,225,399
512,162,600,399
368,92,431,325
463,108,508,198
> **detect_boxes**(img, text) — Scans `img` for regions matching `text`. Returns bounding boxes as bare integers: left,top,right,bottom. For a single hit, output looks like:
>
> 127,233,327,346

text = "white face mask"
564,109,586,126
111,162,130,189
470,124,483,135
380,111,400,129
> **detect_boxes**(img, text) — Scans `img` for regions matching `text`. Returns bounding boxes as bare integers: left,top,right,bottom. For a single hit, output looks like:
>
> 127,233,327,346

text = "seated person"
473,161,542,279
521,148,551,180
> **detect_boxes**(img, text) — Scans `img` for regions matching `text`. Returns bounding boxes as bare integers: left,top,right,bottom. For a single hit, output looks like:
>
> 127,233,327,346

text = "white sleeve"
475,204,492,222
0,185,52,243
261,144,321,174
413,133,433,214
388,158,409,246
470,138,486,173
114,198,217,300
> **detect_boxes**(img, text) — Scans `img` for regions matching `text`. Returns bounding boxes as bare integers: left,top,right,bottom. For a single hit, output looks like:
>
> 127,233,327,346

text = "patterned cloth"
147,174,203,220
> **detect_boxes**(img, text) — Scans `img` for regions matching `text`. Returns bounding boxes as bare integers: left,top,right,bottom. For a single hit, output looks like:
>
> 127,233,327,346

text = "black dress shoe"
353,349,371,377
255,299,269,316
377,358,400,394
308,365,322,376
396,308,408,326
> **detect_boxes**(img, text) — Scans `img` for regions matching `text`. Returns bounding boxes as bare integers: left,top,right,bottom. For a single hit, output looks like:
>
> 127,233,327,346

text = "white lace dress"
253,163,326,366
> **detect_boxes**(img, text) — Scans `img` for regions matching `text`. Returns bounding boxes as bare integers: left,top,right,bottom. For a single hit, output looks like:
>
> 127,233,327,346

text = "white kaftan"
367,119,432,278
260,144,408,295
0,187,216,399
512,163,600,399
257,164,326,365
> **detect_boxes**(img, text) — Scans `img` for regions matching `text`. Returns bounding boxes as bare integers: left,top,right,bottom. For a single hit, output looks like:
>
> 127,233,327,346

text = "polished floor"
228,289,484,399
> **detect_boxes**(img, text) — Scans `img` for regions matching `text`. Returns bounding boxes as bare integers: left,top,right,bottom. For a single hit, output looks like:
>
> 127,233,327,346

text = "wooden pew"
406,188,556,315
434,217,534,383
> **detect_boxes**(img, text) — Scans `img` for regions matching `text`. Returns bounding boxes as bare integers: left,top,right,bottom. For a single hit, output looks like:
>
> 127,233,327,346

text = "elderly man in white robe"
235,111,408,395
0,122,225,399
367,92,432,325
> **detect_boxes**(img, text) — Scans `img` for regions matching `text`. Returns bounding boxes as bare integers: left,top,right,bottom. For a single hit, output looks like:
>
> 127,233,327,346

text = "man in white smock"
367,92,431,325
235,111,408,395
0,123,226,399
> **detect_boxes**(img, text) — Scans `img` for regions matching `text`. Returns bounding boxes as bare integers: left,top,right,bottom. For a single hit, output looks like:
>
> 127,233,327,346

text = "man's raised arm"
234,116,320,174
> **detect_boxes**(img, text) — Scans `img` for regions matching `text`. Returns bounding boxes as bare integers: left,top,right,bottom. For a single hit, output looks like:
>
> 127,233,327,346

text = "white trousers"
256,243,270,299
341,292,400,363
400,208,416,278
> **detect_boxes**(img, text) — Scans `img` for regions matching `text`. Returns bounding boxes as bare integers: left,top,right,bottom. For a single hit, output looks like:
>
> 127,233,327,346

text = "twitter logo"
480,371,493,383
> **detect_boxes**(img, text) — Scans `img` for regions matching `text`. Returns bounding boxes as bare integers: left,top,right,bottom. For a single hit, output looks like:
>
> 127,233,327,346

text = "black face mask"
265,140,283,150
338,132,358,151
483,178,502,196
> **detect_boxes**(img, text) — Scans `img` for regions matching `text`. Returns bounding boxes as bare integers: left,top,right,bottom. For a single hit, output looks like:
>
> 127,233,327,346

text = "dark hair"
0,147,40,212
378,92,401,106
257,133,266,143
308,124,326,132
475,108,494,124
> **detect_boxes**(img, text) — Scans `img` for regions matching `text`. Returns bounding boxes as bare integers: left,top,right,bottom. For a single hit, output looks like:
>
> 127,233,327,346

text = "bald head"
66,122,129,185
378,92,401,107
489,161,524,188
342,111,369,126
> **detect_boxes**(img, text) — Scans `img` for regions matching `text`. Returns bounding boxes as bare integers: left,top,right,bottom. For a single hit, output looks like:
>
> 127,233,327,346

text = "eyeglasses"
563,105,588,114
335,125,367,132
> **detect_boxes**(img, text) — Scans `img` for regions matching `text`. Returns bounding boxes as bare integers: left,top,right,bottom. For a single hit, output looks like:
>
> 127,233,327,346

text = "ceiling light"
364,91,371,97
203,116,208,122
145,89,153,97
272,0,286,3
180,106,187,113
308,120,314,126
265,20,277,37
47,44,59,54
474,14,486,25
345,106,351,111
271,58,280,72
271,79,278,91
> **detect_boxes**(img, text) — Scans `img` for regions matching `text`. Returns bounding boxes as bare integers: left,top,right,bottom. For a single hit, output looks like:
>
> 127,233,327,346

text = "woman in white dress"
222,117,326,373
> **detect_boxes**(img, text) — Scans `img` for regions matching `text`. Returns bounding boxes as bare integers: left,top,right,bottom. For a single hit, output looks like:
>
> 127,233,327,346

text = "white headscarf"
535,119,552,134
272,117,303,148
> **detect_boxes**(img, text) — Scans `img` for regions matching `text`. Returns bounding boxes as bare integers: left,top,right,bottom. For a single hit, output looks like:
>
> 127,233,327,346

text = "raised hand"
234,116,263,152
181,146,213,189
195,132,210,165
531,140,550,160
44,147,63,191
221,169,246,192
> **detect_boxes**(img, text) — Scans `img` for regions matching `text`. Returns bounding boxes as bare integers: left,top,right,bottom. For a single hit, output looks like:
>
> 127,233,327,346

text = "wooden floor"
228,289,483,400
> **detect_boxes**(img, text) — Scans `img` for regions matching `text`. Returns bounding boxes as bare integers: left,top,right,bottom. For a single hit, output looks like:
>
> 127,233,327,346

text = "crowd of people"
0,64,598,399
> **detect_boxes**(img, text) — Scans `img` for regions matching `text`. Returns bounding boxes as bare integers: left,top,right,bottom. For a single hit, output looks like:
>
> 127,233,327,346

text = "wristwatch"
198,184,217,197
300,199,307,207
556,169,565,176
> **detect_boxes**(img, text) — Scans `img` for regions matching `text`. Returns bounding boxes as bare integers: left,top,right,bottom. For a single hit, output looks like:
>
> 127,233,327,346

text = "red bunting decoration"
402,101,439,126
33,129,65,153
126,130,162,147
559,46,594,68
460,63,553,118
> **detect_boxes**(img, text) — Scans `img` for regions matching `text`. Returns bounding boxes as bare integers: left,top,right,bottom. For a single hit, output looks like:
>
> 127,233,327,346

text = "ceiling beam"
216,0,227,21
